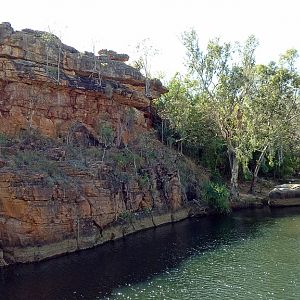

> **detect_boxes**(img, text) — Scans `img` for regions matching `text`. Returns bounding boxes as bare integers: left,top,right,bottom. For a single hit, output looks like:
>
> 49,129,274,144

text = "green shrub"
0,133,9,145
12,150,67,185
138,173,150,190
118,210,135,223
82,147,102,159
98,120,114,147
111,152,130,169
203,181,230,214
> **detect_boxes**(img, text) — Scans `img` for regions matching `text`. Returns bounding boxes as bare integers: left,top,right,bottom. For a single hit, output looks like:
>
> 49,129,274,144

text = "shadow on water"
1,206,300,299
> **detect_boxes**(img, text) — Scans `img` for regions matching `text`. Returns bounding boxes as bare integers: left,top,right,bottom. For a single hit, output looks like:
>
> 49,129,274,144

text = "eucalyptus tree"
156,74,195,144
249,50,300,192
182,30,258,200
156,73,218,157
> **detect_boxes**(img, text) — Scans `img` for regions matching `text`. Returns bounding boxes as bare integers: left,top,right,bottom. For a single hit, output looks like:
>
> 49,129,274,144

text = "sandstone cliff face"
0,151,186,265
0,23,201,266
0,22,165,140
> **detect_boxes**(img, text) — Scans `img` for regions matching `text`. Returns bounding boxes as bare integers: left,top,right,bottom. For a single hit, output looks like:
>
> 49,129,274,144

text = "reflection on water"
1,207,300,299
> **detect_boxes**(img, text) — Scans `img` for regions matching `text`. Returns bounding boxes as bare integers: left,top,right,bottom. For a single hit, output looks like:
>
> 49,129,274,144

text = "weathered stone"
268,184,300,207
0,23,200,267
0,22,166,139
98,49,129,62
0,165,187,265
0,159,6,168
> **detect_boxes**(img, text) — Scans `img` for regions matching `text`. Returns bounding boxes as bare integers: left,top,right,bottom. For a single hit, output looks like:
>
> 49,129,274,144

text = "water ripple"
110,213,300,300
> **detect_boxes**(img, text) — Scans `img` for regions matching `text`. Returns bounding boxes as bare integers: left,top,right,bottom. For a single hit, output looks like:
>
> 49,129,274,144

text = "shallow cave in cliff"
67,123,100,147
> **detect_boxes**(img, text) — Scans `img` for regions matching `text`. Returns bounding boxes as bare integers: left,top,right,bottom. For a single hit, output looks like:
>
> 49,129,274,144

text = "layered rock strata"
0,22,166,139
0,23,201,266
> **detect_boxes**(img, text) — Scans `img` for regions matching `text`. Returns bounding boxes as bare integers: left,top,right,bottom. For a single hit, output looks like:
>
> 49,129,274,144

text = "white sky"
1,0,300,78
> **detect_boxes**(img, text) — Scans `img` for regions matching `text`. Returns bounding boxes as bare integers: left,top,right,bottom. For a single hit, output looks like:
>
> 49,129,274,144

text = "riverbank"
0,191,269,268
231,181,270,210
1,178,275,268
2,206,300,299
0,208,192,267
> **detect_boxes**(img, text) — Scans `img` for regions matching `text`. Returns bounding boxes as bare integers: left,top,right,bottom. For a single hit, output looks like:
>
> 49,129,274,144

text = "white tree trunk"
230,151,239,201
250,144,268,194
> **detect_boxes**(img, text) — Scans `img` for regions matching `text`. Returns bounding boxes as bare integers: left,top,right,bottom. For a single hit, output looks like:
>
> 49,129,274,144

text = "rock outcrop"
0,23,203,266
0,157,187,265
0,22,166,139
268,184,300,207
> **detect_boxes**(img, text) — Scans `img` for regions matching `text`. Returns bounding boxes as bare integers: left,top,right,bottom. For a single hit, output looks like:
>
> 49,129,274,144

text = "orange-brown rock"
0,23,198,267
0,22,166,140
0,158,187,265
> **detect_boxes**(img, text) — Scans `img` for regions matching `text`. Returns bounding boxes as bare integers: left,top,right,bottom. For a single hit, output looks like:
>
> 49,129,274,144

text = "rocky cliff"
0,22,166,139
0,23,204,266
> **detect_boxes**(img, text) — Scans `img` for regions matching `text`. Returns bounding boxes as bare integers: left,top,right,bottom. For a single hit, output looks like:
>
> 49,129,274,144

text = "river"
1,207,300,299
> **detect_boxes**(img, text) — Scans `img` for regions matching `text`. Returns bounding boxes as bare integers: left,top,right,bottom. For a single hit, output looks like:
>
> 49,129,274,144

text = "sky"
1,0,300,79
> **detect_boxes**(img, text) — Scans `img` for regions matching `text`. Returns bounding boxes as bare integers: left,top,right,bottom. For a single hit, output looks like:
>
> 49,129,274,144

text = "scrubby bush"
12,150,67,185
202,181,230,214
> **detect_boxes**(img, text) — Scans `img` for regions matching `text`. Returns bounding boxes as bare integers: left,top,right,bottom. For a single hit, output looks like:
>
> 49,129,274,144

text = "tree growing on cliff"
98,120,114,162
90,42,109,91
27,87,39,132
132,38,158,98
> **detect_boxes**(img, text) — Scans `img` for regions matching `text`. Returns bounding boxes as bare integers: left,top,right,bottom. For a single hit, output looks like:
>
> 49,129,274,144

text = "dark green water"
1,207,300,299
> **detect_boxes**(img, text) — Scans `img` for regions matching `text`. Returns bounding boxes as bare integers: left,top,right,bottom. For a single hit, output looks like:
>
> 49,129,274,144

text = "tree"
155,73,194,145
248,52,300,192
155,73,217,155
98,120,114,162
182,30,258,200
132,38,158,98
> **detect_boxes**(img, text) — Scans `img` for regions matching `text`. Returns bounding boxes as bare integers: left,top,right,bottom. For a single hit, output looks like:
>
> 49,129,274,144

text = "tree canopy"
155,31,300,200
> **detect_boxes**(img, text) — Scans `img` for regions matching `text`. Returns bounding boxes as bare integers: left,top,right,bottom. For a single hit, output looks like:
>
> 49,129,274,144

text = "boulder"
268,184,300,207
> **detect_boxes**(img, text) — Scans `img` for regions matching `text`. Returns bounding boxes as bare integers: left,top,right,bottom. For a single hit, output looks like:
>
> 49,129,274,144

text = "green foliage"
202,182,231,214
199,138,228,174
0,133,9,145
118,210,135,224
155,73,227,177
241,165,253,181
41,31,61,45
138,173,150,190
111,152,131,170
210,170,224,184
263,148,300,179
134,134,158,164
126,149,141,166
82,147,102,159
156,31,300,197
12,150,67,184
155,73,209,144
108,150,140,174
98,120,114,147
